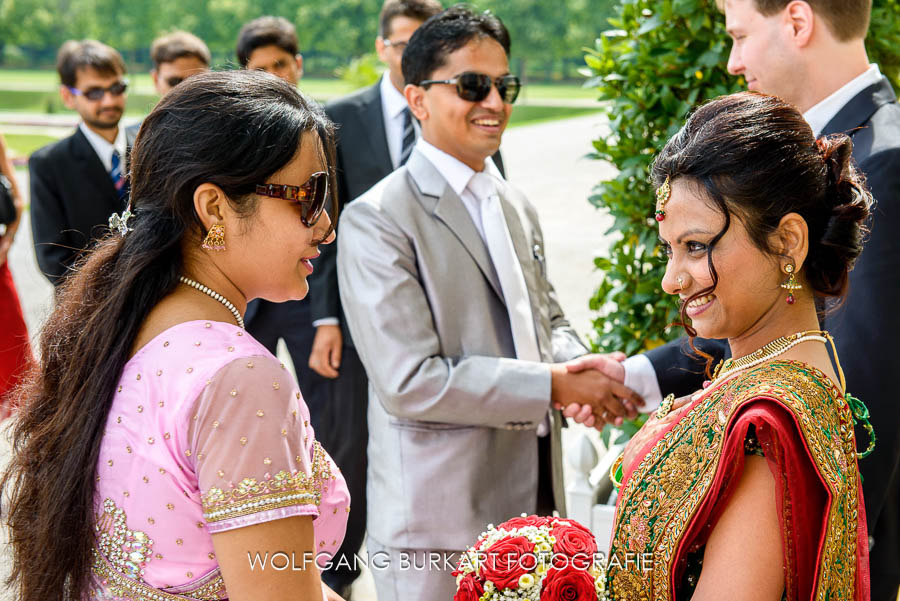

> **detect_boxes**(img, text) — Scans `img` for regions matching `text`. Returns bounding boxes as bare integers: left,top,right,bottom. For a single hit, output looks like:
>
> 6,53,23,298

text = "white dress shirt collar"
415,138,503,198
380,72,408,121
79,121,127,173
803,64,883,137
380,73,416,168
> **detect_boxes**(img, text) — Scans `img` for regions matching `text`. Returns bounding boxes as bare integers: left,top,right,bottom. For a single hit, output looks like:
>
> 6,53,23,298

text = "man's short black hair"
56,40,126,88
150,31,211,69
235,16,299,67
402,5,510,86
379,0,443,38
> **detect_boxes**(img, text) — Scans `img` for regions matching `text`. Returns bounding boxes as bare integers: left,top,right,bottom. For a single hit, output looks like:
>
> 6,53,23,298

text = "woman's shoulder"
128,320,271,370
727,360,843,408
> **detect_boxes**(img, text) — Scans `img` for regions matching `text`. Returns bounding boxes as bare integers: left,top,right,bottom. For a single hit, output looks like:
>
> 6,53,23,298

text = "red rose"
539,566,596,601
551,524,598,558
501,515,550,531
550,518,595,539
481,535,535,590
454,574,485,601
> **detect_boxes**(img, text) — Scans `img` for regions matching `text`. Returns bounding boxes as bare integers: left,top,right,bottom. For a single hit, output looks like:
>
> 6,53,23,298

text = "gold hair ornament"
655,176,671,221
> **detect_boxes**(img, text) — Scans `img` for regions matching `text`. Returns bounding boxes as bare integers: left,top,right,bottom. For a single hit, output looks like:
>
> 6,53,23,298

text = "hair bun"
806,134,873,295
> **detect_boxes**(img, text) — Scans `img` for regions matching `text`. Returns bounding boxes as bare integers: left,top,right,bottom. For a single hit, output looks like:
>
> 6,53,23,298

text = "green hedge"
585,0,900,357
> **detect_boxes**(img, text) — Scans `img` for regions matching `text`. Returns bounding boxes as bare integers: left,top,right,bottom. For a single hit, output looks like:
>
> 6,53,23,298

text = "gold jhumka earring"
781,262,802,304
201,223,226,251
655,175,671,221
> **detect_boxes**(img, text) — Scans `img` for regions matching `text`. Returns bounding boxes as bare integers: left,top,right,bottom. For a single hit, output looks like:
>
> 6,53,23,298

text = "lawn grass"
508,105,600,127
4,133,59,158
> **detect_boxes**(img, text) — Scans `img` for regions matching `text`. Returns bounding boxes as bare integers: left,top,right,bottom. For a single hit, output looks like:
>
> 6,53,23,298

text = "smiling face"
724,0,802,104
226,131,333,302
408,37,512,171
658,179,785,341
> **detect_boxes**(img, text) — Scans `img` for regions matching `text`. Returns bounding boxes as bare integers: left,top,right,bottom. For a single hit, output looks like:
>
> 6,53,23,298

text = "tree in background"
585,0,900,357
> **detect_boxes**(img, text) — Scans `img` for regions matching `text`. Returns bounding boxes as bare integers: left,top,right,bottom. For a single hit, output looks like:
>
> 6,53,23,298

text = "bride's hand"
621,394,694,475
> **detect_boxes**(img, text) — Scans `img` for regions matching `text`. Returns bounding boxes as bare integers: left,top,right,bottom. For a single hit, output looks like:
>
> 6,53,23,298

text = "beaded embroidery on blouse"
92,499,227,600
607,362,860,601
201,440,332,524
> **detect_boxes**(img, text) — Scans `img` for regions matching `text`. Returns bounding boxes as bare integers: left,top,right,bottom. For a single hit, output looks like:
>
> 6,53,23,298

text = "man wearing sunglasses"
337,7,640,600
29,39,137,286
150,31,210,96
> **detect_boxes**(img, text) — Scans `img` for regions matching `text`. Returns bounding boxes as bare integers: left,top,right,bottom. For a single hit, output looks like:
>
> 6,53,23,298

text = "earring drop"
781,262,802,304
201,223,226,251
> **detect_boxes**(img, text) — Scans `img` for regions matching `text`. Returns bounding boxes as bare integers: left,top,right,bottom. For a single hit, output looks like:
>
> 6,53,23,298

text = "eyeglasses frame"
418,72,521,104
66,79,129,101
254,171,329,227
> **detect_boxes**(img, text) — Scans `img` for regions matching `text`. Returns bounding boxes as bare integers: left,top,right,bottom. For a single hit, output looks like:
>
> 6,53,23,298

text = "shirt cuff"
312,318,339,327
624,354,664,413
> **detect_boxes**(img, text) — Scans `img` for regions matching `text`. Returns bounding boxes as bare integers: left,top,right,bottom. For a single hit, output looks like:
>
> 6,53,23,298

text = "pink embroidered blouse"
90,320,350,600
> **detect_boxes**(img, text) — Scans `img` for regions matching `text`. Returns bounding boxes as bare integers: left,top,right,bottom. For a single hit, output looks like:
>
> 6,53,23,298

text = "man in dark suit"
569,1,899,597
30,39,135,286
311,2,444,596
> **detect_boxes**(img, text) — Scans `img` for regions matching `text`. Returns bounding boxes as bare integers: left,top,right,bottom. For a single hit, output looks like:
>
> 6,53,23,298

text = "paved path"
2,112,614,600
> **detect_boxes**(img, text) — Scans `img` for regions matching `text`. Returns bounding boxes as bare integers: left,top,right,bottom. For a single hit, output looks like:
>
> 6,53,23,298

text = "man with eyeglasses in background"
149,30,210,96
29,39,137,286
337,7,641,600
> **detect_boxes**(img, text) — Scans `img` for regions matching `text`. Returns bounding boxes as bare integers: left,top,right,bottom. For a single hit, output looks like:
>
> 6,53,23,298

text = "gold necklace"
710,329,828,387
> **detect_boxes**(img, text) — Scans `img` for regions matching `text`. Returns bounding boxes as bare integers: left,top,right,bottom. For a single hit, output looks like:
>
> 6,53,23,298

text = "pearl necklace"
709,329,827,387
179,276,245,329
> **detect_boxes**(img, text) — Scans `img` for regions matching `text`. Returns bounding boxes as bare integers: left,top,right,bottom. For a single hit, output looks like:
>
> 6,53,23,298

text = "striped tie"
399,108,416,166
110,150,127,202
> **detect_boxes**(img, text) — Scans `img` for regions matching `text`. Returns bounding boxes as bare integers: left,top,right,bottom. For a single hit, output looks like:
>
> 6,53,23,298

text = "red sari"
607,361,870,600
0,262,31,417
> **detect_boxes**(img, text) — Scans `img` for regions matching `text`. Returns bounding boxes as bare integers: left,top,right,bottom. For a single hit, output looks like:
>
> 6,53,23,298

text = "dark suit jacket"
29,126,136,285
645,77,900,590
313,81,505,346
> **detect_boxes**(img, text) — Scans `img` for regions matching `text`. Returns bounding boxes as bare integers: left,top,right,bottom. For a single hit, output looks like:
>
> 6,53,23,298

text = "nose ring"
677,276,684,288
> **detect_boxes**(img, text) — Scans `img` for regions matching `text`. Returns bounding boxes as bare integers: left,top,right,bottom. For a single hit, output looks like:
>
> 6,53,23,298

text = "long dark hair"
651,92,871,374
1,70,337,601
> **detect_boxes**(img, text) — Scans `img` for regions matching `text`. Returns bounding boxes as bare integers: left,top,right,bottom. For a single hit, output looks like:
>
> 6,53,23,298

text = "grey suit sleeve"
29,153,70,286
337,200,553,428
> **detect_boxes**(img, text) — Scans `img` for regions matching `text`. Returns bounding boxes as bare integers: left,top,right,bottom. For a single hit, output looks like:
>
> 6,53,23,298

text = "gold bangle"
656,393,675,419
609,452,624,489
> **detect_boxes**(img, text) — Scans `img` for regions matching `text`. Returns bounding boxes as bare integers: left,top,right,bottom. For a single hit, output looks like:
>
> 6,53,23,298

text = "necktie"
399,108,416,166
110,150,127,202
468,172,549,435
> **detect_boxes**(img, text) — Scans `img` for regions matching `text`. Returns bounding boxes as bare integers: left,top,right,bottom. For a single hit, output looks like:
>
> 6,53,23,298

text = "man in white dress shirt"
29,39,137,286
336,6,642,600
568,1,900,597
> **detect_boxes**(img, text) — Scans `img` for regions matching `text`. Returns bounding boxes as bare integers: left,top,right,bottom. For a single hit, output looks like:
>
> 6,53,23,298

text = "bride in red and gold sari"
605,93,873,601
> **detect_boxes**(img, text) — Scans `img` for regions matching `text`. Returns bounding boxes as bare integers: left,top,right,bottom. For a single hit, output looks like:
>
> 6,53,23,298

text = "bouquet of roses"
453,514,607,601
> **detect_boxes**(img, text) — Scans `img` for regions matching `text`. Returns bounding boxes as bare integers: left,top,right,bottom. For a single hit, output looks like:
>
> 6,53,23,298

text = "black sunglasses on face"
67,80,128,101
255,171,328,227
419,72,521,104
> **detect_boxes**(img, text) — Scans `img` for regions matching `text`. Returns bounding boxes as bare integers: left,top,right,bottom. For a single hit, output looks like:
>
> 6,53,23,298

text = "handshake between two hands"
549,352,644,430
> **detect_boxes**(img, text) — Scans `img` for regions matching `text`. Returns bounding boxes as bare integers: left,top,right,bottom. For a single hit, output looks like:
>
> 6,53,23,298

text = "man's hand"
550,357,643,427
309,325,342,378
551,353,644,428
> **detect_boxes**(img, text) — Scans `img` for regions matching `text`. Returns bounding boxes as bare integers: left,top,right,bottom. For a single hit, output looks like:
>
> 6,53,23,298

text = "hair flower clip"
655,175,671,221
108,209,133,236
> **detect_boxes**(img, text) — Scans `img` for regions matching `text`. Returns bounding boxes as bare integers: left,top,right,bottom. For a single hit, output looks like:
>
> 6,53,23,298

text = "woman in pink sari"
3,71,349,601
604,93,873,600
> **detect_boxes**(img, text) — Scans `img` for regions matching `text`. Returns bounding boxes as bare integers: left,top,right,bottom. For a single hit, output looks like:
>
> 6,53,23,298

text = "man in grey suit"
337,7,642,600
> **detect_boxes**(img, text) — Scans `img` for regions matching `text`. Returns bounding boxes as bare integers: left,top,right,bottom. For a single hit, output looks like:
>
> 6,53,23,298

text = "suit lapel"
499,189,552,358
822,78,898,137
407,151,504,301
360,84,394,175
71,127,121,210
